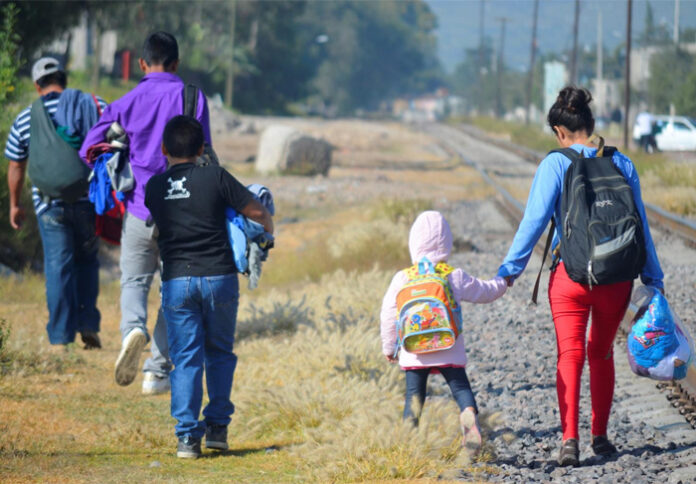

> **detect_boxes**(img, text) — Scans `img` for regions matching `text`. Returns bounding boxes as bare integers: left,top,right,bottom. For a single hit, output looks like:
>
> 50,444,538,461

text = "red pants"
548,263,632,441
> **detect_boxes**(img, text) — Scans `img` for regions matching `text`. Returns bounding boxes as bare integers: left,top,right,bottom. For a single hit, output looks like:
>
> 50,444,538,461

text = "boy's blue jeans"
403,367,478,424
37,201,100,345
162,273,239,439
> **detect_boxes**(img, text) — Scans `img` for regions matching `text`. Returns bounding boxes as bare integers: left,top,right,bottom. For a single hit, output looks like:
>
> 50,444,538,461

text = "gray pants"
120,211,171,377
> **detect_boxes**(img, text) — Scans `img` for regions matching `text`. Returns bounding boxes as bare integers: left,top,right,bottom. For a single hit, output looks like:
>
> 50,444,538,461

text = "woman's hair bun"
556,86,592,113
547,85,595,134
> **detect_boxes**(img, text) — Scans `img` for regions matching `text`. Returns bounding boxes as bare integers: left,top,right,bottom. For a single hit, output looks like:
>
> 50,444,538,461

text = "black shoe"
205,424,228,450
591,435,617,456
558,438,579,467
80,331,101,350
177,435,201,459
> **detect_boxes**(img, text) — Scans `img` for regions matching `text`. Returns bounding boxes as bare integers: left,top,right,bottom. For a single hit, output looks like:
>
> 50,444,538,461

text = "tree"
675,71,696,117
302,0,442,114
0,1,82,67
0,2,42,271
638,1,671,46
647,47,694,113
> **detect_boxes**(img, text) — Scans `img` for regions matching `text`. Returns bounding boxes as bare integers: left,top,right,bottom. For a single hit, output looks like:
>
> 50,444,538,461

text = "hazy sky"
426,0,696,72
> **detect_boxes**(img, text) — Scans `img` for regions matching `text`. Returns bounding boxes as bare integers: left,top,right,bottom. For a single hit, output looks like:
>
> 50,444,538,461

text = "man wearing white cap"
4,57,107,351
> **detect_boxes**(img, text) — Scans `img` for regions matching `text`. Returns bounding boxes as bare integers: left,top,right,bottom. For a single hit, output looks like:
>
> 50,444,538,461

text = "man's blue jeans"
162,273,239,439
36,201,100,344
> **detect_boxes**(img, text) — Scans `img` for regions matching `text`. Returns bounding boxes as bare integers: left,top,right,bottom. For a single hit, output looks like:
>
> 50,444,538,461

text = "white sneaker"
114,328,147,386
142,372,171,395
460,408,482,454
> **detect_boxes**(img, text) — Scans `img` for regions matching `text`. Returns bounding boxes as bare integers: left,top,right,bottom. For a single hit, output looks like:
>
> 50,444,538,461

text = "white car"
633,115,696,151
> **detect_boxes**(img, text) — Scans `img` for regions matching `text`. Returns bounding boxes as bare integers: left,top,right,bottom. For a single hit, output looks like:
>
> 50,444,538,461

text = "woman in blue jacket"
497,86,663,466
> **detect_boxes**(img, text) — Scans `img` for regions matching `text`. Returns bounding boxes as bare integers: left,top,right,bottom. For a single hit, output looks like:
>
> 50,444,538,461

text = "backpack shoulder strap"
531,218,556,305
404,264,419,279
435,262,455,277
548,147,582,163
602,146,617,158
91,93,102,117
30,97,60,144
183,84,199,118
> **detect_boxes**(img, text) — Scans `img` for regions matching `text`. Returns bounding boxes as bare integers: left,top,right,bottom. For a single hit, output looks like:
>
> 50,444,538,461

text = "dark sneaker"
591,435,617,456
177,436,201,459
205,424,228,450
80,331,101,350
558,438,579,467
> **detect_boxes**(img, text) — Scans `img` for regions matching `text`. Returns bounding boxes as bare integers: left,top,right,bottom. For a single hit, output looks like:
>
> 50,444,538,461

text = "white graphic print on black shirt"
145,162,253,280
165,177,190,200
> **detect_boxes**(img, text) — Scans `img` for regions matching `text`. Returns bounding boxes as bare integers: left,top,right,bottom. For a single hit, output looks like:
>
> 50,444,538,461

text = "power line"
495,16,510,118
525,0,540,124
623,0,633,149
569,0,580,85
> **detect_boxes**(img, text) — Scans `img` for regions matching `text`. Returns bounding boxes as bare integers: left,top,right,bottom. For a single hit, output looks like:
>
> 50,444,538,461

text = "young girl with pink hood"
380,211,507,451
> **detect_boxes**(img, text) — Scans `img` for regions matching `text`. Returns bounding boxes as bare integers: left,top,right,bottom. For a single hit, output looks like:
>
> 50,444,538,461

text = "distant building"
592,78,622,118
45,12,118,73
544,61,568,114
630,43,696,92
396,89,464,122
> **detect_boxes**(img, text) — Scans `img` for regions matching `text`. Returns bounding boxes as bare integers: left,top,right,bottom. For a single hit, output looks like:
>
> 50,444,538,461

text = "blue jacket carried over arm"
497,144,663,289
226,184,275,287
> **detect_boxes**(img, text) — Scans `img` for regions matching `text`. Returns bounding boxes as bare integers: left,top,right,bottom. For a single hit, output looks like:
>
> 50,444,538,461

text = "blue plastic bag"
627,290,693,381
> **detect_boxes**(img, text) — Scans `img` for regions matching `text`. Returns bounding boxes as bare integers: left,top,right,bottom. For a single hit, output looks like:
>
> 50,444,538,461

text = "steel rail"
453,123,696,246
433,122,696,427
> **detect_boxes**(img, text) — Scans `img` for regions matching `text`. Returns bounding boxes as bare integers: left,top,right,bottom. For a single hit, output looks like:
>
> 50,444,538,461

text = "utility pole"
597,10,603,81
525,0,540,124
224,0,237,110
623,0,633,149
495,17,509,118
478,0,486,113
674,0,680,45
569,0,580,85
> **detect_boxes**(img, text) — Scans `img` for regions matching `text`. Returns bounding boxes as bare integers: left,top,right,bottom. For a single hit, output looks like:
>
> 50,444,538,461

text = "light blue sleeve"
497,154,564,280
613,152,664,288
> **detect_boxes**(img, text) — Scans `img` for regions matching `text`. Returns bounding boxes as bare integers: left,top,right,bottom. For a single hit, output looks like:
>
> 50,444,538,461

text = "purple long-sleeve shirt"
80,72,211,221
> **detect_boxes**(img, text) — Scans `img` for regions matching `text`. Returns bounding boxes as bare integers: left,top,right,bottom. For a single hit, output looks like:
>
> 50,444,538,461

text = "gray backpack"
28,98,90,202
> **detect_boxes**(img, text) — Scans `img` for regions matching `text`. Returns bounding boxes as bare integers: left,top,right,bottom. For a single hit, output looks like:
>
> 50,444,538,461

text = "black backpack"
183,84,219,167
532,141,646,302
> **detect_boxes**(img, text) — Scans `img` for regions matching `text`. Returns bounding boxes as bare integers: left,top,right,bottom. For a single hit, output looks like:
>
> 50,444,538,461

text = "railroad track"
425,122,696,480
424,125,696,483
454,123,696,248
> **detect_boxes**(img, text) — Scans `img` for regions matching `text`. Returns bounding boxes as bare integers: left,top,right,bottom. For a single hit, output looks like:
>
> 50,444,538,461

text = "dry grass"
0,219,491,483
0,121,493,482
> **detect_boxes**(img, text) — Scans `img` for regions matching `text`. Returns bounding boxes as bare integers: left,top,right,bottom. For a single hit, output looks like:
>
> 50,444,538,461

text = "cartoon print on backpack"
396,258,462,355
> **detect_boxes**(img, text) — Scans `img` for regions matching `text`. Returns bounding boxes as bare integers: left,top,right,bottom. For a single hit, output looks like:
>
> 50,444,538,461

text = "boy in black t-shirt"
145,116,272,458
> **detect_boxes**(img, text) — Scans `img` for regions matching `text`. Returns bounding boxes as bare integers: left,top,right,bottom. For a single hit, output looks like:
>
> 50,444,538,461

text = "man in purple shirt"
81,32,211,395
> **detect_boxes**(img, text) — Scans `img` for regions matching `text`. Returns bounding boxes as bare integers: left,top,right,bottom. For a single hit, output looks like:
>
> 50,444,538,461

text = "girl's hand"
385,354,397,363
503,275,515,287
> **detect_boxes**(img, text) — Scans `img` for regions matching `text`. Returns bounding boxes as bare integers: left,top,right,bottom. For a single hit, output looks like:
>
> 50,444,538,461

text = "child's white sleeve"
380,272,406,356
450,269,507,304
